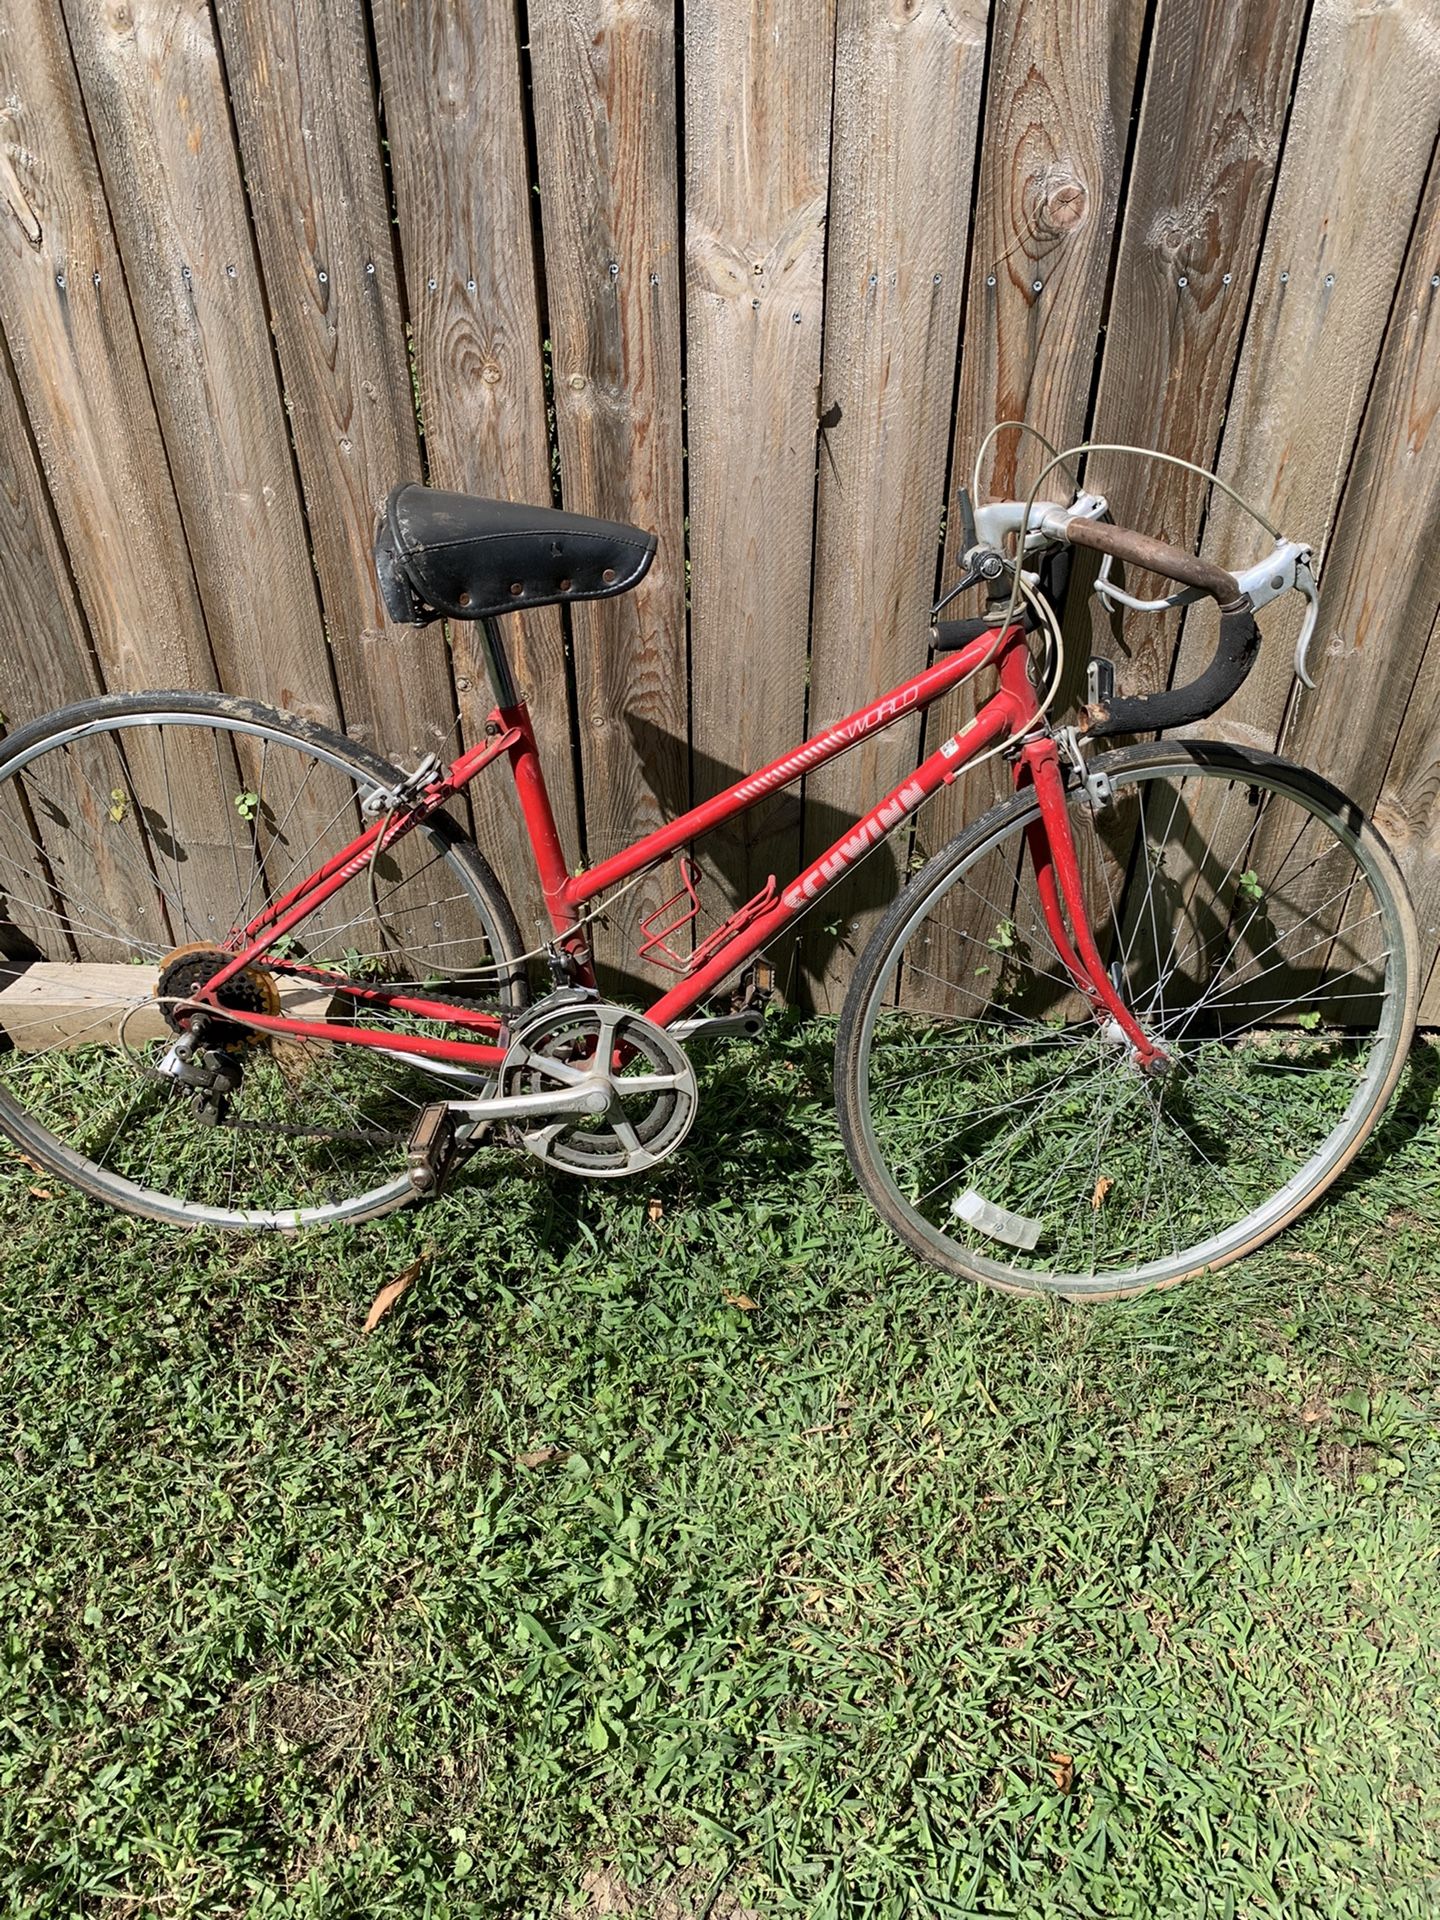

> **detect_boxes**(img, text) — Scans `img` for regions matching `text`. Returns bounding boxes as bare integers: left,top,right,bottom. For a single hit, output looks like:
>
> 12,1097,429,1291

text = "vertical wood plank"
950,0,1146,509
0,3,214,693
212,0,456,766
1172,0,1440,736
801,0,990,1006
921,0,1147,859
0,341,100,722
0,2,248,943
1374,605,1440,1022
59,0,339,730
371,0,580,942
1079,0,1308,699
1284,173,1440,809
0,338,159,957
683,0,836,927
527,0,688,988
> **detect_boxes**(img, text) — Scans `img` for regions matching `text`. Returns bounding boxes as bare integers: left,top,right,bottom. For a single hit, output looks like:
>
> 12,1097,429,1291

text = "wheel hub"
155,942,279,1046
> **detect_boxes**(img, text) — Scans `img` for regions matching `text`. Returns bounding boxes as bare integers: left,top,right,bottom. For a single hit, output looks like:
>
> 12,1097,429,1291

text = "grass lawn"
1,1020,1437,1917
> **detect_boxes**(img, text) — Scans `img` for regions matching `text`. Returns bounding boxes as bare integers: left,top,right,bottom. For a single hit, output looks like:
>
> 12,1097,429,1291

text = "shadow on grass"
440,1014,837,1270
1309,1031,1440,1216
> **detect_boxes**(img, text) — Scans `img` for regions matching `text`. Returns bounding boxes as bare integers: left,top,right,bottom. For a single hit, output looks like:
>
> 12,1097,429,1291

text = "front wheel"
836,741,1418,1300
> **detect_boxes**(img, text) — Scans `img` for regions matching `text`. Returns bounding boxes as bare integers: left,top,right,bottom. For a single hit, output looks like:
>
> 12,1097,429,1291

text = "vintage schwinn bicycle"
0,442,1417,1298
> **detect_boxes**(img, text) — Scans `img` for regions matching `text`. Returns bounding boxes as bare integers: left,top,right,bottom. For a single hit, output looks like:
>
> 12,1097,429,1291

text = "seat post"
476,616,520,710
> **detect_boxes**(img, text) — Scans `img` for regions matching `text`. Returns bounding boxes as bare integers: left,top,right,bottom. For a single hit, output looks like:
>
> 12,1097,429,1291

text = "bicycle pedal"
406,1102,458,1195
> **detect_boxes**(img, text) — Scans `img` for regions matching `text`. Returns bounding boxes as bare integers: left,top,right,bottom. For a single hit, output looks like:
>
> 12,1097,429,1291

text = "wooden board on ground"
0,962,340,1053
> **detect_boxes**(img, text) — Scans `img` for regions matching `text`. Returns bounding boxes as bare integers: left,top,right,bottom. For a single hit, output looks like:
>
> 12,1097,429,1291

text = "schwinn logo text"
783,777,928,906
730,686,921,806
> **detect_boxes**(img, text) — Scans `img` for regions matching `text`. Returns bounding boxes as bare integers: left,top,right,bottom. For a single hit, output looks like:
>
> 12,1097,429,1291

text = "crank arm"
670,1010,764,1041
446,1076,613,1128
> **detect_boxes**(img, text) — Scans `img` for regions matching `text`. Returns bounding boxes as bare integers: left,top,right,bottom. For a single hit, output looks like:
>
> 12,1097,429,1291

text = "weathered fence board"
212,0,455,768
801,0,990,1006
683,0,836,932
0,341,149,959
1175,0,1440,742
0,342,99,723
371,0,579,940
1287,162,1440,814
0,0,1437,1007
0,3,214,694
527,0,689,988
60,0,337,730
923,0,1147,855
1379,606,1440,1023
1080,0,1307,697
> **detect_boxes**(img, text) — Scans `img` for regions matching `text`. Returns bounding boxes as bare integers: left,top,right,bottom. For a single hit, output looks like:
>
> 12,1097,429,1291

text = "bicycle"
0,446,1417,1299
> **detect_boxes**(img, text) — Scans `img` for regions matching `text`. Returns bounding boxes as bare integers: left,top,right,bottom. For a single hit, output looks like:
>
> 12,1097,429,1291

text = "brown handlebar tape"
1064,518,1241,608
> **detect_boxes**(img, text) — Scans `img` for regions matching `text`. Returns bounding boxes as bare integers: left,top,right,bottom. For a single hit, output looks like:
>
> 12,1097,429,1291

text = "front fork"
1019,736,1167,1072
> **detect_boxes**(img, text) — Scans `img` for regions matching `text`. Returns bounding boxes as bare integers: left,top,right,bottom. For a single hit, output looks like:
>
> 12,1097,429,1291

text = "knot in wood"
1042,177,1088,234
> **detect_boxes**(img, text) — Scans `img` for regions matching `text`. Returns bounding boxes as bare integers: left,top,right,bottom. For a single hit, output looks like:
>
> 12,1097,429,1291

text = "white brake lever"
1234,542,1320,690
1092,535,1321,689
1290,553,1320,689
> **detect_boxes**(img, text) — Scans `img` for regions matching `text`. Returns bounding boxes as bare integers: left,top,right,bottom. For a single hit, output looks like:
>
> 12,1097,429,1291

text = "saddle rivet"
510,581,524,595
559,577,572,591
457,590,471,606
602,568,616,584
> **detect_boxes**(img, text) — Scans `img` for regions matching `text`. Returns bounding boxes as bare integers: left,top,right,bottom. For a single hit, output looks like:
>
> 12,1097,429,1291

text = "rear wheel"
836,741,1418,1299
0,692,528,1227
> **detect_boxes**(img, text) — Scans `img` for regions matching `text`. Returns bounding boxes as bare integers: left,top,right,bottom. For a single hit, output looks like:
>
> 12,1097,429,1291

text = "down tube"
645,692,1023,1027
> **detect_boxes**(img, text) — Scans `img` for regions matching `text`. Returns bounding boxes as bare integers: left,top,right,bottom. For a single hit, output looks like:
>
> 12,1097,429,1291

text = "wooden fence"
0,0,1437,1011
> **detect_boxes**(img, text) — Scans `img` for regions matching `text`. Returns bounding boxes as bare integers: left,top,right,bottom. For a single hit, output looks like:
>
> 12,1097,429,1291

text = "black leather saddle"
375,482,656,627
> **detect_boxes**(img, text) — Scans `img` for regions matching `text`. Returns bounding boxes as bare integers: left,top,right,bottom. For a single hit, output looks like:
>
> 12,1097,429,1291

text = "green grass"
1,1022,1438,1917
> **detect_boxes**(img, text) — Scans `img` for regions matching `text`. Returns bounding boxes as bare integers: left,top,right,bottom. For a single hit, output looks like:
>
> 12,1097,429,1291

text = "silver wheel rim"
0,709,517,1228
853,754,1412,1294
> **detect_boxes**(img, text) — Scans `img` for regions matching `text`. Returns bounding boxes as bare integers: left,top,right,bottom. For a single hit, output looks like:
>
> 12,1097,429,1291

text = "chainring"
500,996,698,1177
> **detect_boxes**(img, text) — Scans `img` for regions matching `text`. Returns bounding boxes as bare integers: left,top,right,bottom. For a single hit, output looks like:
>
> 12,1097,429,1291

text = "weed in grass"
0,1023,1436,1916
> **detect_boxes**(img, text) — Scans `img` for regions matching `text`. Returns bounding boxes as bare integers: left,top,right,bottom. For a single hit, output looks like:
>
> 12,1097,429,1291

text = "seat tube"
474,616,590,967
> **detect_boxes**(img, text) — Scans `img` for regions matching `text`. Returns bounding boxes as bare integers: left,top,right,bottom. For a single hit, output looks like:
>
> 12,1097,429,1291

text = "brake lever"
1092,534,1321,689
1291,552,1320,689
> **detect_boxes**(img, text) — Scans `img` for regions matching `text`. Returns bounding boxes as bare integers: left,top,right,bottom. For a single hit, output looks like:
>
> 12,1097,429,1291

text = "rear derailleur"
153,1025,246,1126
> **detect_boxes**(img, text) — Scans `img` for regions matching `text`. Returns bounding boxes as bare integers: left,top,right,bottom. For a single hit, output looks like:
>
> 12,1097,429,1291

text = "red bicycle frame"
194,617,1160,1070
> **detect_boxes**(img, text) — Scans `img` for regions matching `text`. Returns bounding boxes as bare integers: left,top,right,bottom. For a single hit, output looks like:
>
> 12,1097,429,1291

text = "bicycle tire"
835,740,1418,1301
0,691,529,1229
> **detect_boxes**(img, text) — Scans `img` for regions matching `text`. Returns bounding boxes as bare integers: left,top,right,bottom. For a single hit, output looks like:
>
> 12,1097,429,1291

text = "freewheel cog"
156,942,279,1047
500,996,698,1176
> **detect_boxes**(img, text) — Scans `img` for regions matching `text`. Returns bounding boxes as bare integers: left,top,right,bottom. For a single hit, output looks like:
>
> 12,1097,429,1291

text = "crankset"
489,995,699,1177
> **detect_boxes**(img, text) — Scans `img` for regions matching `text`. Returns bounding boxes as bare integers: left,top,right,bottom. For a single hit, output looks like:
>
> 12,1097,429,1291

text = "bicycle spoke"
849,748,1410,1295
0,710,522,1226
